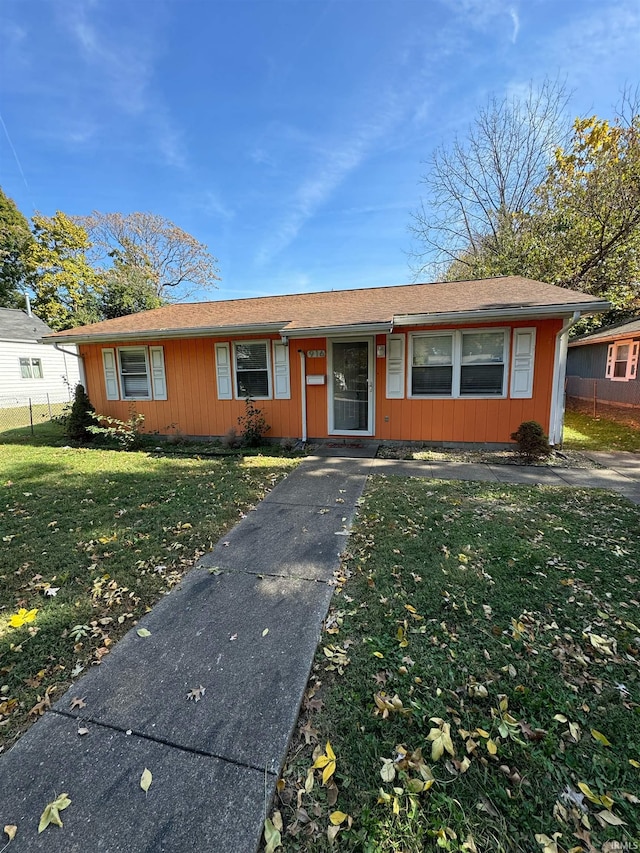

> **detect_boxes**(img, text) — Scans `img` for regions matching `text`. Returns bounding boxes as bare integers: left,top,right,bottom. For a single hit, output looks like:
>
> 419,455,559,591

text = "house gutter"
393,301,610,327
548,311,582,446
284,322,393,339
298,349,307,443
41,322,286,346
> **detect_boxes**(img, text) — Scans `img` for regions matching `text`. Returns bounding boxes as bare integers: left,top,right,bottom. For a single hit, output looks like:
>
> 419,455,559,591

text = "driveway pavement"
0,451,638,851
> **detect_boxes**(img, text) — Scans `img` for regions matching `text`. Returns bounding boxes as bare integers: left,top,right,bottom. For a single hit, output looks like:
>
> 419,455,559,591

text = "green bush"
510,420,551,462
237,397,270,447
65,384,96,442
88,410,145,451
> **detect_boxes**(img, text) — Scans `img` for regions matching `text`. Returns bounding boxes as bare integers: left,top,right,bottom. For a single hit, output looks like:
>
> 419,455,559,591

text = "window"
606,339,639,381
19,357,44,379
102,346,167,401
119,348,151,399
410,330,508,398
234,342,271,398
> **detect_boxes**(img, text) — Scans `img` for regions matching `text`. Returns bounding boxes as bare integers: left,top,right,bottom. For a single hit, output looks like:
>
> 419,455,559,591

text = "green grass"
0,401,69,433
276,477,640,852
0,439,298,750
563,410,640,452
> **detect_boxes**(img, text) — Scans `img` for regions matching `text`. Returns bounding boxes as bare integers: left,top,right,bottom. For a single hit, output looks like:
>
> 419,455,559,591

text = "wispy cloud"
509,7,520,43
188,190,235,222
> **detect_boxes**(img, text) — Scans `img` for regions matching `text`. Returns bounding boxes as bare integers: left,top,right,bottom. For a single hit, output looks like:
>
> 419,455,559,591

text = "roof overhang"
282,322,393,339
41,322,287,345
569,329,640,347
392,301,610,327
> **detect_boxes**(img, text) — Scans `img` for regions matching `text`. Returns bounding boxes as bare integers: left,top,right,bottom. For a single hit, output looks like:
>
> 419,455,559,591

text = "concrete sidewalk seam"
211,566,340,585
50,709,280,776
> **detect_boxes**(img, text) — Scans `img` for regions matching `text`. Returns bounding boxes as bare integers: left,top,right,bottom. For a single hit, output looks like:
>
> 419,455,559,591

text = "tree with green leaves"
28,212,102,330
411,85,640,329
0,187,34,308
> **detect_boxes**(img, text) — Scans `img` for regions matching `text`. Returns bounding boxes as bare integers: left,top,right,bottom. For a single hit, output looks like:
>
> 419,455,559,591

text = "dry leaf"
262,628,269,637
140,768,152,792
263,817,282,853
38,793,71,833
69,697,86,710
3,825,17,842
186,686,205,702
329,811,348,825
136,628,151,638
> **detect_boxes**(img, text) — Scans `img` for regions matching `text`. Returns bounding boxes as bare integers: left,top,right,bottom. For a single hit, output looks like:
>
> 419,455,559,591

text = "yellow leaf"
325,741,335,761
487,739,498,755
264,817,282,853
380,761,395,783
9,608,38,628
329,811,348,825
597,809,625,826
475,728,490,738
577,782,601,804
629,759,640,768
312,755,330,769
4,825,17,842
136,628,151,638
322,760,336,785
327,823,341,844
373,651,384,658
535,833,562,853
38,793,71,833
140,768,152,792
590,729,611,746
553,714,567,723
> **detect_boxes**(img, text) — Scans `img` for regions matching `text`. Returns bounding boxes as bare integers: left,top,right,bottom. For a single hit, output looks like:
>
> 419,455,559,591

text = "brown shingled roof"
44,277,608,342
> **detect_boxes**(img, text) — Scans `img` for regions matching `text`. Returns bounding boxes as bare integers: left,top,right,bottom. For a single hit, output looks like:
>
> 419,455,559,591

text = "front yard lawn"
277,477,640,852
563,410,640,452
0,442,298,751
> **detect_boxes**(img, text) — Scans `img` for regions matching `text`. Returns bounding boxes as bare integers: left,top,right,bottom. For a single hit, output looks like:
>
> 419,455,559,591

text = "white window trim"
607,339,639,382
407,329,510,399
233,340,272,400
19,357,44,379
118,346,152,401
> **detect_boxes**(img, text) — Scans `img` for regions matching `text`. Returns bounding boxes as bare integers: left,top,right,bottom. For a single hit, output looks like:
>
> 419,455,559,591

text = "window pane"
236,371,269,398
412,365,453,395
19,358,32,378
460,364,504,395
413,336,452,366
462,332,504,364
31,359,43,378
236,343,267,370
120,350,148,373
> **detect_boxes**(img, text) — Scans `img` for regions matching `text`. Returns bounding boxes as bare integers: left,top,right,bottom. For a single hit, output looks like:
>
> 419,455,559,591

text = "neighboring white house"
0,308,81,406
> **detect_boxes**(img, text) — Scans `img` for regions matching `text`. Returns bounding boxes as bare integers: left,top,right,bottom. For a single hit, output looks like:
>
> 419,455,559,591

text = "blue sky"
1,0,638,303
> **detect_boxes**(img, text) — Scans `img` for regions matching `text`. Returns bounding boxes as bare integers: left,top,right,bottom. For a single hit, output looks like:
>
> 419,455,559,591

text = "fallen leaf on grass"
427,718,455,761
38,794,71,833
590,728,611,746
312,742,336,785
329,811,348,826
596,809,625,827
535,832,562,853
140,768,152,792
263,816,282,853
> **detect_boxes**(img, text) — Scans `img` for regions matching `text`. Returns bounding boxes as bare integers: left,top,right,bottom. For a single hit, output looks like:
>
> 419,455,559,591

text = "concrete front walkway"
1,452,638,851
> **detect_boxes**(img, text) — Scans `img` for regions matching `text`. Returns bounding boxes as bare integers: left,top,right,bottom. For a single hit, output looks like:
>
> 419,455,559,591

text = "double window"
606,339,639,382
410,330,508,398
102,346,167,401
19,357,43,379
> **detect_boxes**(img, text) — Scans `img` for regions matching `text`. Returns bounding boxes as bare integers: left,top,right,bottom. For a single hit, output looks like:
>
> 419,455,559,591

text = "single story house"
0,307,81,406
43,277,609,446
566,317,640,411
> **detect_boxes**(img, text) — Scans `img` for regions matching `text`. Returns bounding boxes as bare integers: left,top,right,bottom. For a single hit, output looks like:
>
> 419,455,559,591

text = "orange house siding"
80,317,562,444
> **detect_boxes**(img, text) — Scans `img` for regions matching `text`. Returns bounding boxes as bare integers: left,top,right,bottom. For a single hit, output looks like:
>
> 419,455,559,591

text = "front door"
329,338,374,435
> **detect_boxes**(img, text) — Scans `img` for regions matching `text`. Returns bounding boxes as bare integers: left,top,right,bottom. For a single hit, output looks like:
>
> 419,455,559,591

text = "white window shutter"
605,343,615,379
272,342,291,399
215,342,233,400
510,328,536,399
386,334,405,399
102,348,119,400
630,342,639,380
149,346,167,400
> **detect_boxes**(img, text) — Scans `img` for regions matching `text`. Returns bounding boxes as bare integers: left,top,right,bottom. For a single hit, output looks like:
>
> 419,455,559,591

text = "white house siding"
0,339,81,406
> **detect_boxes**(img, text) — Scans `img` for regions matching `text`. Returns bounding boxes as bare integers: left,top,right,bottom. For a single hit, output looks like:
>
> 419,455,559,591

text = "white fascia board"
41,322,287,346
392,301,610,327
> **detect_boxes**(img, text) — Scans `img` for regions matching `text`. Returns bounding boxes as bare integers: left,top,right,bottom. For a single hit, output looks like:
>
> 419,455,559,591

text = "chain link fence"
565,376,640,429
0,393,72,435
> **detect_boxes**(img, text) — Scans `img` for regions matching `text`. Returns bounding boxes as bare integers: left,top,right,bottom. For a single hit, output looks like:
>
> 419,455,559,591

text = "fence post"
593,380,597,418
29,398,34,435
47,393,52,419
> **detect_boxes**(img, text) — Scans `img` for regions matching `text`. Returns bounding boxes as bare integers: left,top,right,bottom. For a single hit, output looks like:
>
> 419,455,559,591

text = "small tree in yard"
65,384,96,442
237,397,270,447
510,420,551,463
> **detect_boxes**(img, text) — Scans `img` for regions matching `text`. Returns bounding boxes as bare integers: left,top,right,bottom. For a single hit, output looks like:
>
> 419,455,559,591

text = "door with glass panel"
329,339,373,434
